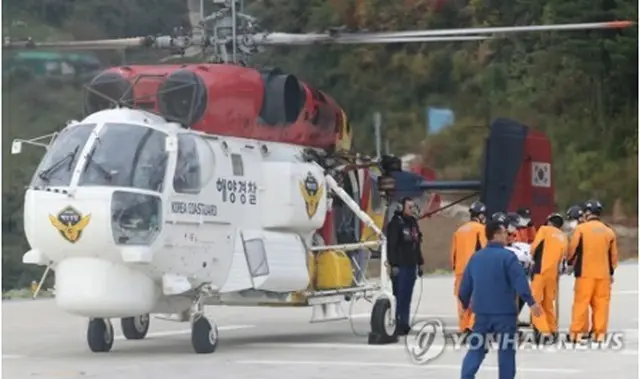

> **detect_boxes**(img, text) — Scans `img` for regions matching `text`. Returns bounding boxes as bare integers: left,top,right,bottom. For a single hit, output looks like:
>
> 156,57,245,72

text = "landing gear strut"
87,318,114,352
121,314,150,340
190,300,219,354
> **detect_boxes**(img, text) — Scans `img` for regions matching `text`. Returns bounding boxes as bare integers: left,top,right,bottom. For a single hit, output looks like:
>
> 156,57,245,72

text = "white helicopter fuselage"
23,108,329,318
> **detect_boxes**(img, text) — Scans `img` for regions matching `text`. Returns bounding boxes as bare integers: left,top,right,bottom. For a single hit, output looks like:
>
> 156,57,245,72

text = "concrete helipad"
3,262,638,379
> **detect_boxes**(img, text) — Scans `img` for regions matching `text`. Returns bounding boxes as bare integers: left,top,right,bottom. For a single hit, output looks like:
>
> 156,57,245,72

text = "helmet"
546,212,564,228
506,212,523,228
469,201,486,216
505,212,522,235
491,211,507,224
489,212,510,232
516,207,532,219
583,199,603,216
516,207,533,226
566,205,584,220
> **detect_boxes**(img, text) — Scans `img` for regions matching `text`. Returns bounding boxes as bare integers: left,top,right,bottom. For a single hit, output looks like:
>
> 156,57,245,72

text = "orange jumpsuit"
529,225,568,334
567,218,618,341
451,220,487,332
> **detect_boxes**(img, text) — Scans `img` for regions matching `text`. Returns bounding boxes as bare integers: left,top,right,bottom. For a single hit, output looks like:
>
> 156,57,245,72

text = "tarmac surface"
3,262,638,379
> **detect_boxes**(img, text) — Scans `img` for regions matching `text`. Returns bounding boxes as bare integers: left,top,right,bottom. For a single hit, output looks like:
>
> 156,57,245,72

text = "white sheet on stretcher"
506,242,533,269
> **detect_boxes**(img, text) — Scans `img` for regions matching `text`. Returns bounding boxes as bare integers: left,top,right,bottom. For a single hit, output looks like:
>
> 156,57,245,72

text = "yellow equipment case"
308,250,354,290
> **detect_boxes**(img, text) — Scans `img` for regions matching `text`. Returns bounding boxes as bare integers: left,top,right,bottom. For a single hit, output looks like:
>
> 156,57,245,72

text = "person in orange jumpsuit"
529,212,568,342
516,207,536,243
451,201,488,334
567,199,618,342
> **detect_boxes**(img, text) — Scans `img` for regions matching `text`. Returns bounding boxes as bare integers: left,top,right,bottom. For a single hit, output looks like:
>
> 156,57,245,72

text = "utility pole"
373,111,382,158
384,139,390,155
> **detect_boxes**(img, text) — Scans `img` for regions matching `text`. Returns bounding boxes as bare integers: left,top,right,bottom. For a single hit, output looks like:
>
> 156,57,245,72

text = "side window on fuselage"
173,134,201,194
231,153,244,176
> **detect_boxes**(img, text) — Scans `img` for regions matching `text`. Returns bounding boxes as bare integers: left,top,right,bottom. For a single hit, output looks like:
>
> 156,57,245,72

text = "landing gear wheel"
368,297,398,344
87,318,114,353
121,314,150,340
191,315,219,354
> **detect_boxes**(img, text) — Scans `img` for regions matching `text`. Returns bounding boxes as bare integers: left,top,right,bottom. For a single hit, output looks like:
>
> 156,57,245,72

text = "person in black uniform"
386,197,424,336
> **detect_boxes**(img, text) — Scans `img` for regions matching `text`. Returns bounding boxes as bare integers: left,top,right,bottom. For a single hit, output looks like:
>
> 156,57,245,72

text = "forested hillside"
2,0,637,289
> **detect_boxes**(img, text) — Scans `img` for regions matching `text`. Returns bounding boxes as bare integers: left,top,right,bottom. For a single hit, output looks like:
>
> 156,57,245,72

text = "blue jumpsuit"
458,242,535,379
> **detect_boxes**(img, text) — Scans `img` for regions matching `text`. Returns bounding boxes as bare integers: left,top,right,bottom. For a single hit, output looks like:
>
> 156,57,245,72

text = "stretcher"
505,242,562,334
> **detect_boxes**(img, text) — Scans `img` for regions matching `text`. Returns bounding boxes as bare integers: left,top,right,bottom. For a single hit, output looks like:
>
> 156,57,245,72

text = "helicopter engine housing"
84,65,182,115
155,64,350,151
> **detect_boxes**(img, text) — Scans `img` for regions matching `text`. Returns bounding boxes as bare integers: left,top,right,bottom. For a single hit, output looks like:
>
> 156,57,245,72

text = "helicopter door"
165,133,229,282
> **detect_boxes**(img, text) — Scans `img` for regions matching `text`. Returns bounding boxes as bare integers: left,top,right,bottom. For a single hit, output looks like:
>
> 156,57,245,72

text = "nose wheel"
191,313,219,354
87,318,114,353
121,314,150,340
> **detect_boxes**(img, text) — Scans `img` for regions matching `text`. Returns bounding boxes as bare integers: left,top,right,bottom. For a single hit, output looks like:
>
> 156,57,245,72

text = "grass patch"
428,269,453,275
2,288,54,300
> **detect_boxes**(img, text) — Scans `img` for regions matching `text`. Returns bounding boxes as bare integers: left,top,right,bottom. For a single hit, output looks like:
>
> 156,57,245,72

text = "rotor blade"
335,20,635,39
3,37,151,51
252,33,489,45
332,35,489,44
3,34,207,52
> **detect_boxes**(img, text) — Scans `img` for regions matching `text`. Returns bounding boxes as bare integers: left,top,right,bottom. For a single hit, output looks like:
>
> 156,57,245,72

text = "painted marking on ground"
350,313,458,320
3,354,26,359
244,342,638,355
235,359,582,374
114,324,255,340
614,290,639,295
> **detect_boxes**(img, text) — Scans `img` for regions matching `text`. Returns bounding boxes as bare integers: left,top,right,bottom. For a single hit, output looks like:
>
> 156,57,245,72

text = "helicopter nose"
23,188,162,317
24,188,116,263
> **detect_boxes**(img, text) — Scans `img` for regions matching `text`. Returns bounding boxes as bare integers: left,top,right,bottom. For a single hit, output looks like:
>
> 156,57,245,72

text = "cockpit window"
31,123,95,187
173,134,201,194
78,123,168,192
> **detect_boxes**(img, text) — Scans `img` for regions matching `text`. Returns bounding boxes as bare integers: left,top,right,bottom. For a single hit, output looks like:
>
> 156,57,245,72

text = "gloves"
417,268,423,277
390,266,399,276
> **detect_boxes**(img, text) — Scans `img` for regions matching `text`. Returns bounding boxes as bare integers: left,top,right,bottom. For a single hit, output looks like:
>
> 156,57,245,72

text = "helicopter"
6,0,634,355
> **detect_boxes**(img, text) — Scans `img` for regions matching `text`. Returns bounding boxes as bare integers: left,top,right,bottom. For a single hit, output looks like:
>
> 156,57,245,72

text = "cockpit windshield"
78,123,168,192
31,123,96,188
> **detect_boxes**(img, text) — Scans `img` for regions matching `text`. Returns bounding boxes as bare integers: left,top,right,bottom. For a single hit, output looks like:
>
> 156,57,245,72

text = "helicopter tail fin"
480,118,555,226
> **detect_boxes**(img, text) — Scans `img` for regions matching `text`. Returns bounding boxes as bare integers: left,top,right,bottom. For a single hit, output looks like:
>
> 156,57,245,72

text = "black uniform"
387,211,424,334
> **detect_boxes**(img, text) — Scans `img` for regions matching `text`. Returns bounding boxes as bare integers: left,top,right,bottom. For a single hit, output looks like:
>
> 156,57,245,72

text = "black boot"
460,328,472,344
397,324,411,336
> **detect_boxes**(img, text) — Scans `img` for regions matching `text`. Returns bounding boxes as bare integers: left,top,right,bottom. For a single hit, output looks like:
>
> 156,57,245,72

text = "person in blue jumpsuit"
458,219,543,379
386,197,424,336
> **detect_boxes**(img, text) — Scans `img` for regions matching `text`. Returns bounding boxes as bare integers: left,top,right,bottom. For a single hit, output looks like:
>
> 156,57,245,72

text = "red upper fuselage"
84,64,349,151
